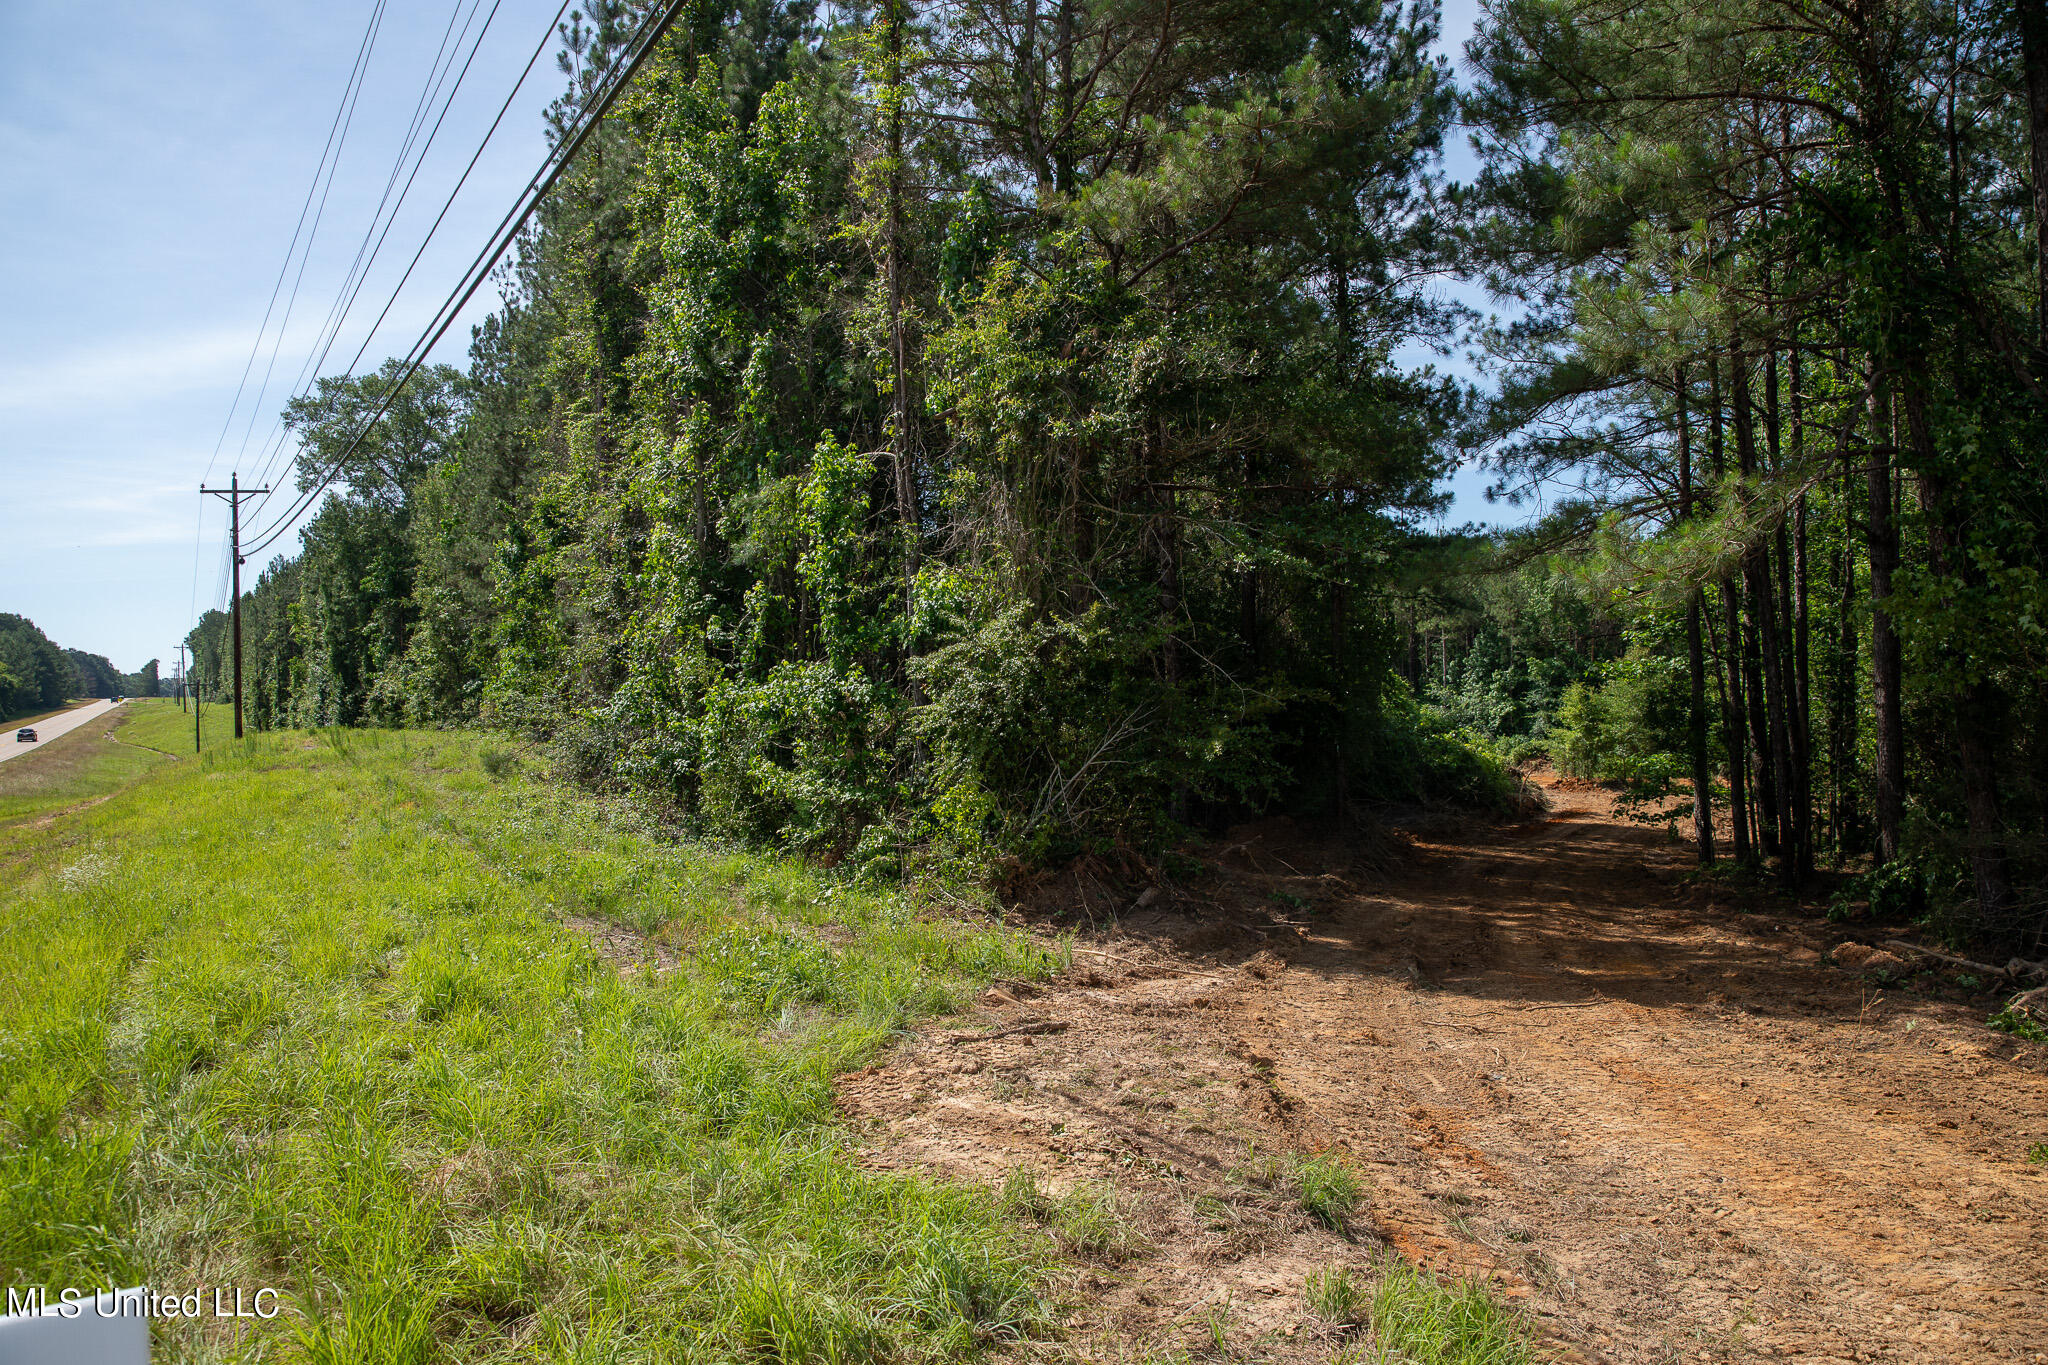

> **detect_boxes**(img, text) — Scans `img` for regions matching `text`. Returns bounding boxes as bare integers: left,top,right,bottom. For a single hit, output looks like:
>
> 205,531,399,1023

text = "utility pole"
176,645,187,713
200,473,269,740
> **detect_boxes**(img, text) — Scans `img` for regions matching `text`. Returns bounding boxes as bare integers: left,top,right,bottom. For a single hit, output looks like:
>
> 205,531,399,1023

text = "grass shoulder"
3,722,1542,1362
0,700,193,839
3,724,1064,1361
1,698,97,729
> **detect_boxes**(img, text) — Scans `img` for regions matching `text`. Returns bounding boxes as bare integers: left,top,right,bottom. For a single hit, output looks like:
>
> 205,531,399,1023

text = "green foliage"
1549,651,1686,785
1458,0,2048,942
189,0,1498,875
0,614,75,716
1361,1260,1543,1364
1304,1264,1370,1324
1827,854,1968,931
1988,999,2048,1045
1356,684,1527,813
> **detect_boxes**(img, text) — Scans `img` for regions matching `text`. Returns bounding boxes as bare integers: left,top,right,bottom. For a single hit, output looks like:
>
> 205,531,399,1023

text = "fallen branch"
945,1020,1071,1045
1881,940,2010,978
1071,947,1228,981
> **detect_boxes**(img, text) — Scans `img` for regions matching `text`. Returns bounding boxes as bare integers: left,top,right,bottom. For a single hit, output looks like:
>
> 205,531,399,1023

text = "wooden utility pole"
200,473,269,740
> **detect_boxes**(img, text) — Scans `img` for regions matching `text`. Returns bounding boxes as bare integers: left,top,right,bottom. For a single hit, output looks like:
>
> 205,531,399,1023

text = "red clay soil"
838,774,2048,1363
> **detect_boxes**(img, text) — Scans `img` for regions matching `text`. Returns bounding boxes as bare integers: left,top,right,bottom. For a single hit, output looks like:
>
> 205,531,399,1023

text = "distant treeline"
0,613,160,716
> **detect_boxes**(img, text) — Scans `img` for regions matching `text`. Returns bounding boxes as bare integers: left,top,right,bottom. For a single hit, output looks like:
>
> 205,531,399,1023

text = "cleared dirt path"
842,778,2048,1362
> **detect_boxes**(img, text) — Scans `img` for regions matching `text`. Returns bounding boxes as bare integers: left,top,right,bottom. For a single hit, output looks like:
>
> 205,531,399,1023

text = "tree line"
190,0,2047,950
1446,0,2046,950
0,613,160,717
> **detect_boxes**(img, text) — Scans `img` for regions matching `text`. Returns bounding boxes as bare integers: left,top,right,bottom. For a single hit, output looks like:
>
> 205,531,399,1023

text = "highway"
0,698,124,766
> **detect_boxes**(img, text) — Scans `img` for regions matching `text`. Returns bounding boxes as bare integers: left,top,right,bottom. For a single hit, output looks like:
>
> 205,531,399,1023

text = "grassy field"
2,712,1542,1364
2,721,1066,1362
0,700,197,835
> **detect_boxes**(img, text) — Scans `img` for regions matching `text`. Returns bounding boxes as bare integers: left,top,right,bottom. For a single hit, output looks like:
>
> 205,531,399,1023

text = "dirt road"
0,698,120,765
842,777,2048,1362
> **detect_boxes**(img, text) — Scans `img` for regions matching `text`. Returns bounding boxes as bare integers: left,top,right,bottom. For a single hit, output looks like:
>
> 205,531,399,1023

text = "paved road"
0,698,124,766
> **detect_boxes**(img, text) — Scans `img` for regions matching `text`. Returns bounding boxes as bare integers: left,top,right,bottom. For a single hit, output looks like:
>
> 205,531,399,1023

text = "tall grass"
1310,1261,1545,1364
1,726,1059,1361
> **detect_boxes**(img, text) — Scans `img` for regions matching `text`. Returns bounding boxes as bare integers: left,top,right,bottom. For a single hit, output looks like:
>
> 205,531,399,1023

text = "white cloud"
0,327,255,415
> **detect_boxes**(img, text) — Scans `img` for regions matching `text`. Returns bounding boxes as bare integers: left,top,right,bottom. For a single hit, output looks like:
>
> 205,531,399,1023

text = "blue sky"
0,0,1503,675
0,0,567,672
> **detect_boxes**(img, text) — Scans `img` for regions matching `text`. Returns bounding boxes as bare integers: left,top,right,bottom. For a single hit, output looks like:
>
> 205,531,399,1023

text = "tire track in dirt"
840,777,2048,1362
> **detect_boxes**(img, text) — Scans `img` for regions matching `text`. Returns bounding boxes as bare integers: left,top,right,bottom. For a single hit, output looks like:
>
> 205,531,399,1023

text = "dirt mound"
841,777,2048,1363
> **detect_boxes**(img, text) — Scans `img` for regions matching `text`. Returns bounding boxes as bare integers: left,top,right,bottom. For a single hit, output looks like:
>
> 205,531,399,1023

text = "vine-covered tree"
198,0,1508,871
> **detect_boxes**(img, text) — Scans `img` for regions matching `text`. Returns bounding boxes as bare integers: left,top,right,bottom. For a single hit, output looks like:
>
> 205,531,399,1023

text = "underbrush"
0,727,1061,1361
1356,688,1531,817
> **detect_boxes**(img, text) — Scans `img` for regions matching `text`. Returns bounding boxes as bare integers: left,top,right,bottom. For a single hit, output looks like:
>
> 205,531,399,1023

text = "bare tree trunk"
1789,339,1814,879
1900,388,2018,924
1741,605,1776,855
884,0,924,742
2019,0,2048,344
1333,582,1351,824
1720,583,1752,865
1239,454,1260,672
1707,351,1752,864
1865,371,1906,865
1831,363,1859,861
1677,361,1714,862
1731,338,1788,860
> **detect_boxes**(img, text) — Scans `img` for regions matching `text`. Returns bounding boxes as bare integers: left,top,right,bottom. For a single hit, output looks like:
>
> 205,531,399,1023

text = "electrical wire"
248,0,501,494
241,0,685,557
244,0,578,512
200,0,387,491
229,0,392,475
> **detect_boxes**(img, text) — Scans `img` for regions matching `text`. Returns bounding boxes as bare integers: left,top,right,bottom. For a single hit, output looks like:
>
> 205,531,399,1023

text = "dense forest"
0,613,158,715
189,0,2048,954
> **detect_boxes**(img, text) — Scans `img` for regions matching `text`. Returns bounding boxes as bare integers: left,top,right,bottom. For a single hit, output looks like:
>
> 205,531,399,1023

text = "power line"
201,0,387,490
242,0,687,558
248,0,504,493
230,0,393,475
244,0,579,514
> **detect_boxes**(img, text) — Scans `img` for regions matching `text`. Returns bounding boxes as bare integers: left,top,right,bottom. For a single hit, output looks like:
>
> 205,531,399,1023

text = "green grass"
1304,1264,1370,1324
996,1168,1149,1265
1311,1261,1544,1364
1,724,1065,1362
1295,1152,1363,1232
0,699,200,834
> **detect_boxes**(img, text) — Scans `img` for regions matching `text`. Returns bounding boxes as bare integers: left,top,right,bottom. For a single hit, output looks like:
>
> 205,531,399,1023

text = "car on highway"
15,728,35,742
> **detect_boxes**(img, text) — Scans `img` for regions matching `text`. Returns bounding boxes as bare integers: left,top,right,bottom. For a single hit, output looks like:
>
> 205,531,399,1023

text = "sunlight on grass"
1309,1259,1545,1365
0,699,194,830
0,725,1063,1360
